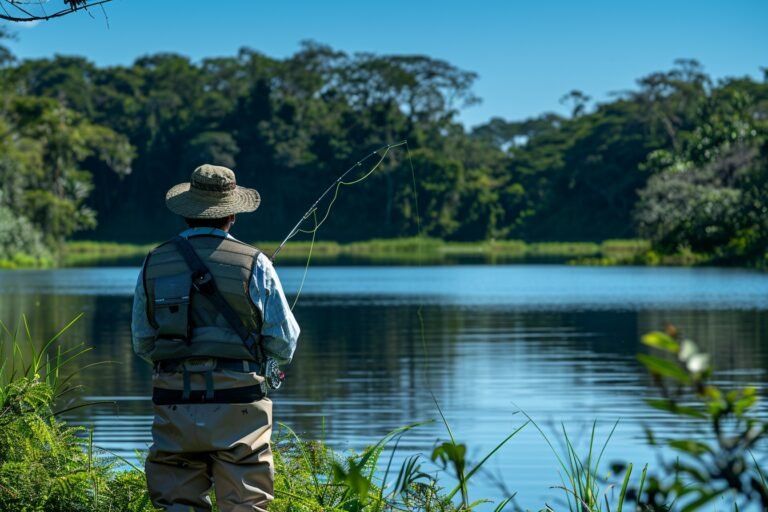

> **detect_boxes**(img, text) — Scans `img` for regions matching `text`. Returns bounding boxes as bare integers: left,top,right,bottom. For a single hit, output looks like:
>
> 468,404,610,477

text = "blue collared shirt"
131,227,300,364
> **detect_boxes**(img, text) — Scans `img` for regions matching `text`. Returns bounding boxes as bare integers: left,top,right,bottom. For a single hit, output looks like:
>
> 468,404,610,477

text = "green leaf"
431,442,467,473
734,387,758,416
493,495,516,512
641,332,679,353
706,399,727,417
680,489,724,512
645,399,707,419
668,439,713,456
332,461,372,505
703,386,722,401
617,462,632,512
637,354,690,383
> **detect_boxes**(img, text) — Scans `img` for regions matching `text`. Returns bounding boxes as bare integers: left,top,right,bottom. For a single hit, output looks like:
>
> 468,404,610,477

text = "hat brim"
165,183,261,218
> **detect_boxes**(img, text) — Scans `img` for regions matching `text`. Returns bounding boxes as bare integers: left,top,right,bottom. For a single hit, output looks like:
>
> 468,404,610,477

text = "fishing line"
275,139,490,501
404,143,435,391
271,140,407,261
290,209,317,311
296,142,405,236
275,137,429,385
273,140,409,310
403,140,431,383
275,138,475,497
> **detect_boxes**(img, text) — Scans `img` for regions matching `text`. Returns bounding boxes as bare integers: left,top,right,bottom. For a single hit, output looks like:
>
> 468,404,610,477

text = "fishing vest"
143,235,263,362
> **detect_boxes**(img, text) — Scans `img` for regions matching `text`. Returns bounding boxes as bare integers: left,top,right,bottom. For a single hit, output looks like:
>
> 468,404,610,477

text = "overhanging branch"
0,0,113,22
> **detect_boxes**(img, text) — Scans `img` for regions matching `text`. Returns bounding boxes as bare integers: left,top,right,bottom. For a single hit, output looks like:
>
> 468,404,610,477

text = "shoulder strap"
171,236,263,360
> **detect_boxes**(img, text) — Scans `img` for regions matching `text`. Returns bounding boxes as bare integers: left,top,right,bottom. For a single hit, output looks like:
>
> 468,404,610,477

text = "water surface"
1,265,767,509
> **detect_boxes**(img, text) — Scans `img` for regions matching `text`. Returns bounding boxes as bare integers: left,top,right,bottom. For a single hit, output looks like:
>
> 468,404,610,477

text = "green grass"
0,252,55,269
527,241,601,257
62,241,157,267
58,238,654,267
601,239,652,255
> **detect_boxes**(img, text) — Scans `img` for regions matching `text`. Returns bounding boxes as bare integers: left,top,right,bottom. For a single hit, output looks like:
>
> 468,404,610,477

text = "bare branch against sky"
1,0,112,23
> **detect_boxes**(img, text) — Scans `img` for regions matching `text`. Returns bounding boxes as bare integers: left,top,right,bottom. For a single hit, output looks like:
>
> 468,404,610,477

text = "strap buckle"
180,358,216,401
192,271,215,295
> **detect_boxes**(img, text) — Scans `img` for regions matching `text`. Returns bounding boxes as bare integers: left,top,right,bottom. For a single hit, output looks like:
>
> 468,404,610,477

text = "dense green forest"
1,29,767,266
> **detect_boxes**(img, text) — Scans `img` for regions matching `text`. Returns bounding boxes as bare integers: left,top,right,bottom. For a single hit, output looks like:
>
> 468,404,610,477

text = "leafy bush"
0,316,154,511
0,206,53,267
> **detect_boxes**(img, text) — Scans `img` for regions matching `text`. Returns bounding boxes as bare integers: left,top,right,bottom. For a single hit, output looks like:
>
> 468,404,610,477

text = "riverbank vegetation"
1,29,766,269
2,316,765,510
60,238,654,267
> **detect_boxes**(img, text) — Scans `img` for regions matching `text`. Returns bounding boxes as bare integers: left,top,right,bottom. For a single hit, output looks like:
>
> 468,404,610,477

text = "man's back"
131,165,299,512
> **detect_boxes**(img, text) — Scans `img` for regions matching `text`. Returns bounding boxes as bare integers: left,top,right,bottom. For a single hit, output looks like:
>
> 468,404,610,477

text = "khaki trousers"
146,371,274,512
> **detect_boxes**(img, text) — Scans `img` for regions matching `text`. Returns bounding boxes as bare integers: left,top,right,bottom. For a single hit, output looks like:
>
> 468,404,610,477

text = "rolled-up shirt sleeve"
249,252,300,364
131,266,157,364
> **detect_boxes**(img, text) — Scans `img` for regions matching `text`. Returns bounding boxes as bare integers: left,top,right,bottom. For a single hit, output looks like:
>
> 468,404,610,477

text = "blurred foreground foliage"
623,327,768,510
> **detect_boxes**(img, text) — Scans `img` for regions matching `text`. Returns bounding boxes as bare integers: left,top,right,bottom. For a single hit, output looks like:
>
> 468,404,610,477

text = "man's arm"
131,266,157,364
249,252,300,364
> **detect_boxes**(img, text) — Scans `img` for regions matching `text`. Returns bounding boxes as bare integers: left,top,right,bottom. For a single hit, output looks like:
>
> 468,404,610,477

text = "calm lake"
1,264,767,509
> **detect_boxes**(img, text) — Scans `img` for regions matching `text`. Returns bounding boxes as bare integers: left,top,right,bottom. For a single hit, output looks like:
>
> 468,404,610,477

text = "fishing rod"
270,140,408,260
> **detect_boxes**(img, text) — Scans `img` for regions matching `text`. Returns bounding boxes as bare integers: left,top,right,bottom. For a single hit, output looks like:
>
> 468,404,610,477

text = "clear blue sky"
3,0,766,127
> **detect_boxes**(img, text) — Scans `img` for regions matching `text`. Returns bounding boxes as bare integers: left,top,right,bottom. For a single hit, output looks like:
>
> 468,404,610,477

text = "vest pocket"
153,273,192,340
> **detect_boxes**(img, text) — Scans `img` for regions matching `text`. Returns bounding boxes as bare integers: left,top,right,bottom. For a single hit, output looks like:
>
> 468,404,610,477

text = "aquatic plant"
621,327,768,510
519,410,636,512
520,325,767,512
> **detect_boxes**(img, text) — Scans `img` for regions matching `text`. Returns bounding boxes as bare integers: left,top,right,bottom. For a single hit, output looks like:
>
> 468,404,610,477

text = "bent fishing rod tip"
375,139,407,153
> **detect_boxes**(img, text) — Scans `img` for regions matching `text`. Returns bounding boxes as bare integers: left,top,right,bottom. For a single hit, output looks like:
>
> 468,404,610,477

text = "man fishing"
131,164,300,512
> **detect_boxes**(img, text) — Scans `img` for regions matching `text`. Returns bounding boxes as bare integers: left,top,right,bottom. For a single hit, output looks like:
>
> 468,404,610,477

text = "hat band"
191,180,237,192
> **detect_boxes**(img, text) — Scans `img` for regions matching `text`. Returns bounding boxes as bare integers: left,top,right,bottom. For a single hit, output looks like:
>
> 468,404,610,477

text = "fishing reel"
264,358,286,390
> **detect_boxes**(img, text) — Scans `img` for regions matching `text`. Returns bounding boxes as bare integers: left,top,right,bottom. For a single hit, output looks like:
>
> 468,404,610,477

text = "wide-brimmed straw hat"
165,164,261,219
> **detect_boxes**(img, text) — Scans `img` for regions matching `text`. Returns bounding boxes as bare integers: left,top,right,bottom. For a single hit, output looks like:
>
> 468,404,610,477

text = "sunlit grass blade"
637,463,648,503
277,421,323,494
36,313,84,363
617,462,632,512
516,406,571,481
493,494,516,511
52,361,118,400
378,429,407,506
446,421,529,500
749,450,766,490
553,484,596,511
53,400,117,416
595,419,619,474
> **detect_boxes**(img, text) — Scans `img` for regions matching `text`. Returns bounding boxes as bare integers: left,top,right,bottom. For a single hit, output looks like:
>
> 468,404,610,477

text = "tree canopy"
1,35,766,265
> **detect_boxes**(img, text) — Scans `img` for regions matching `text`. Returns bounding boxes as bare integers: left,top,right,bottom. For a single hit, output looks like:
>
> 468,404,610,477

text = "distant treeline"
1,30,766,265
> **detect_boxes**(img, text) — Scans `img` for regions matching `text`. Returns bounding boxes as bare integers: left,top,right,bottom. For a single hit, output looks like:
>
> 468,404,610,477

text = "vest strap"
182,370,191,401
171,236,263,360
204,370,215,401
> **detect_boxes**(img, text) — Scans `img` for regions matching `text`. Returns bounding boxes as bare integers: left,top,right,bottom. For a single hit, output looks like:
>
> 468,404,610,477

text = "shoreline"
0,237,729,269
62,237,651,267
54,238,708,268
